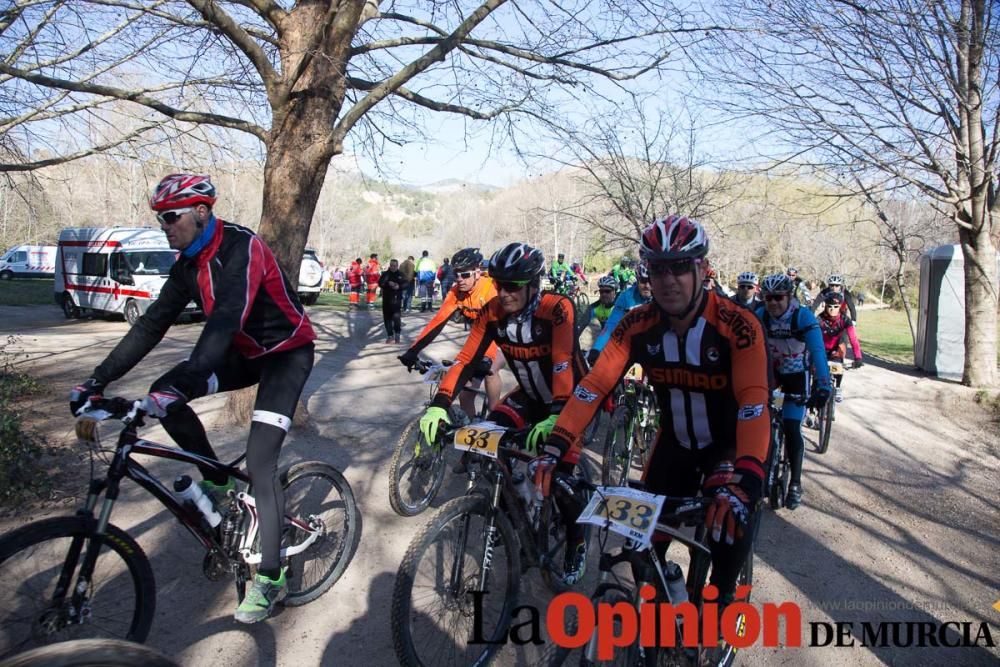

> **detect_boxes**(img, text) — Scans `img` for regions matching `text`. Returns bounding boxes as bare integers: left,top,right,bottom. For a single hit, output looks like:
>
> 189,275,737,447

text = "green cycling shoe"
235,569,287,624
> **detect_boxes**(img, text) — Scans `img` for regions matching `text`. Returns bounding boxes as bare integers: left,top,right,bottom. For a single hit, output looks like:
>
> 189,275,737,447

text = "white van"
0,244,57,280
55,227,200,324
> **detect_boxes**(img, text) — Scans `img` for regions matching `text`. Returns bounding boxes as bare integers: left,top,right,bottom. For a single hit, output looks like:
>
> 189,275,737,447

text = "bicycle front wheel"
0,517,155,659
601,405,635,487
816,401,834,454
281,462,362,606
392,494,520,667
389,416,448,517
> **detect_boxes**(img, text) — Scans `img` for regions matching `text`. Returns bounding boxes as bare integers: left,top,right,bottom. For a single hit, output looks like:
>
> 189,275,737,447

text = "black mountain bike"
602,365,659,487
0,397,361,658
546,482,760,667
391,426,593,666
765,390,791,510
388,357,492,517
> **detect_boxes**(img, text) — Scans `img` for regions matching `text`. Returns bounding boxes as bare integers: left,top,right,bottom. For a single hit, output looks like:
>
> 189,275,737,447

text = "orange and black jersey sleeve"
405,279,500,361
552,292,770,480
432,292,585,413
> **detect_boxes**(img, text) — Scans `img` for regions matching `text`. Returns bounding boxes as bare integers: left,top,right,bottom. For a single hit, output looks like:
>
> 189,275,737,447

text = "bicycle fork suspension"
476,481,504,592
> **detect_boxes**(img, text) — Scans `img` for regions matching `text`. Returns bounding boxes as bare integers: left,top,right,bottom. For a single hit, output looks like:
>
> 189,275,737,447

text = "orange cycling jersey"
431,292,586,412
406,278,500,361
550,291,771,478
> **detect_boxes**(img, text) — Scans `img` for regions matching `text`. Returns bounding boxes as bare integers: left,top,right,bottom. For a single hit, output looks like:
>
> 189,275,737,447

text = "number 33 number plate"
453,421,505,459
577,486,666,548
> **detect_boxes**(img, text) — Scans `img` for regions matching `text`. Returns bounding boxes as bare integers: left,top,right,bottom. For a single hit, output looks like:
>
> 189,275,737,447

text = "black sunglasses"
456,271,475,279
738,284,755,289
647,259,697,277
764,294,788,302
598,288,615,294
494,279,529,292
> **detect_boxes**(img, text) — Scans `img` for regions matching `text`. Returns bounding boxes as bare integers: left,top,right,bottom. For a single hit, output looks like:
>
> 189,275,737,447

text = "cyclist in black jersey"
69,174,315,624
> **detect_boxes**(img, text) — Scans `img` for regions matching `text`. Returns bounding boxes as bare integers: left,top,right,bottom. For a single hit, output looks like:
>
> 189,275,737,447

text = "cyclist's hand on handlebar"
398,349,420,372
852,359,864,369
809,382,832,409
586,348,600,367
526,414,558,454
528,447,561,498
419,406,450,446
702,461,761,545
70,378,105,416
142,386,188,419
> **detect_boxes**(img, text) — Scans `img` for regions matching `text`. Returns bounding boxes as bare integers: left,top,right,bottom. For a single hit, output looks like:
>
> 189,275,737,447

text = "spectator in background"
347,257,364,309
378,258,405,343
365,253,381,309
856,290,866,308
400,255,416,312
332,267,344,294
415,250,437,312
438,257,455,307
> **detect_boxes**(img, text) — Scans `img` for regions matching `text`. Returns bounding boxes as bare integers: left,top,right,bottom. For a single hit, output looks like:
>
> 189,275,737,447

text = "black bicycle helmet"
488,243,545,282
451,247,483,271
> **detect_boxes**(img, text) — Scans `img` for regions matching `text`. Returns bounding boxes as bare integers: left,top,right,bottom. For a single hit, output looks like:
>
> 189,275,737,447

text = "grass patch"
859,308,915,364
0,278,55,306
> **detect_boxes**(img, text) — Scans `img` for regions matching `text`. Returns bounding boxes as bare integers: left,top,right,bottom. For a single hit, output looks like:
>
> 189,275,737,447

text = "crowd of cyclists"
64,173,866,645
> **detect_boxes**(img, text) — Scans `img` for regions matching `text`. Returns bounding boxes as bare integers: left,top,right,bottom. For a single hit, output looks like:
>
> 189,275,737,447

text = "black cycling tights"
783,418,805,485
154,343,315,577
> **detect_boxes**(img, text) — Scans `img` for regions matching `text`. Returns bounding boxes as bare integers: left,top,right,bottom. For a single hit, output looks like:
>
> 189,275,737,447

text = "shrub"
0,335,50,505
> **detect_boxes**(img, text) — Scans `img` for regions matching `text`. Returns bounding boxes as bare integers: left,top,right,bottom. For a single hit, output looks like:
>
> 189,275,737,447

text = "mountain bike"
816,359,846,454
546,482,760,666
391,424,594,666
0,397,361,658
602,364,659,487
388,357,492,517
765,389,797,511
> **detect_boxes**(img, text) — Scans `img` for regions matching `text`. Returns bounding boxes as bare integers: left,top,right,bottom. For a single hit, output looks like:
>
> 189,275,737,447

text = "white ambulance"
54,227,200,324
0,244,57,280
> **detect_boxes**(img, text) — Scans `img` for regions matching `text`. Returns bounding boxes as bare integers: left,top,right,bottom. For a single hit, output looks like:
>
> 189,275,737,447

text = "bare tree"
0,0,721,280
538,98,741,255
707,0,999,386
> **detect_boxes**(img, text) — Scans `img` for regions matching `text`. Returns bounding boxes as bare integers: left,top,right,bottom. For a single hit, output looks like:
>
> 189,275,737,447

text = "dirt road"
2,304,998,666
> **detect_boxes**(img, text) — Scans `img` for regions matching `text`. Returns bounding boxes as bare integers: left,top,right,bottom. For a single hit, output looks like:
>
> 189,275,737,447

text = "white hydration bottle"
173,475,222,527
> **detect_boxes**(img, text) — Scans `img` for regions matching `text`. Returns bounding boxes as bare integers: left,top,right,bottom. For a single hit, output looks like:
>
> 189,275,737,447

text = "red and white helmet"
640,214,709,261
149,174,217,211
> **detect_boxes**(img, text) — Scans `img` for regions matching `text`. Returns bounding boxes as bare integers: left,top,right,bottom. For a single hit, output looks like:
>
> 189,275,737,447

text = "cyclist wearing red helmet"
545,214,771,605
69,174,315,624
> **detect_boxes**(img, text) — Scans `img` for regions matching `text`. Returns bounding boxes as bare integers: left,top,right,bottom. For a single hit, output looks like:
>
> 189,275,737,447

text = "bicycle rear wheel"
767,422,786,510
0,517,155,659
602,405,636,487
392,494,520,667
281,462,362,605
388,416,448,517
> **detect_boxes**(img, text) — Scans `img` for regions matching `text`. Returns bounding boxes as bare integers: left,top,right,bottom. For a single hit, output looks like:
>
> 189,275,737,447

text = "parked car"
55,227,200,324
0,244,57,280
298,249,326,306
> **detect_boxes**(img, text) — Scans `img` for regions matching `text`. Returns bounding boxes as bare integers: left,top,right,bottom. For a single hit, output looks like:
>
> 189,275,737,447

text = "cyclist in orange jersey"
543,215,771,603
399,248,504,415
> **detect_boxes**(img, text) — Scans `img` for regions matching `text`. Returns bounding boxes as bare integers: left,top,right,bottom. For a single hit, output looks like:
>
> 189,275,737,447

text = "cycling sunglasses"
156,208,192,225
456,271,476,279
494,278,530,292
764,293,789,302
646,259,698,277
598,288,615,294
738,284,756,289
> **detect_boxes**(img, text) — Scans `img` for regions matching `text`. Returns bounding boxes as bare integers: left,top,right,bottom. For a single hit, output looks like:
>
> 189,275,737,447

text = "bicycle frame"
78,409,320,566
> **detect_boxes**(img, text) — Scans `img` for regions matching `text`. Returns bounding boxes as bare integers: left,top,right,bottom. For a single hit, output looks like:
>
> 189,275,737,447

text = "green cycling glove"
419,406,451,447
526,414,559,455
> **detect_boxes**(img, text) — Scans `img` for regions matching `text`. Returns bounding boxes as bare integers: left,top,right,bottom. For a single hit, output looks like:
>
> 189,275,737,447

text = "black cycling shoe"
786,483,802,510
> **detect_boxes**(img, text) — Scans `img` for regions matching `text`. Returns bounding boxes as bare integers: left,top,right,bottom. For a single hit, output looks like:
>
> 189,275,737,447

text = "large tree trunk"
959,217,998,387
